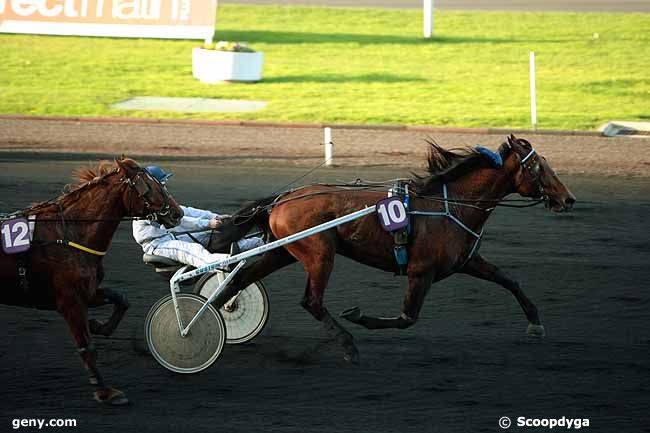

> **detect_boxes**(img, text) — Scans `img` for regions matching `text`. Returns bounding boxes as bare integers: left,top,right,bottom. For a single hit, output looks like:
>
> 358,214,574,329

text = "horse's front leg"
341,270,434,330
57,291,129,405
459,253,545,337
88,288,130,337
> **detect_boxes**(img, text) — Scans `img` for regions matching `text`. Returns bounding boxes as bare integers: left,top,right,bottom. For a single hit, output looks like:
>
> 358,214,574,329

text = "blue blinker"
475,146,503,168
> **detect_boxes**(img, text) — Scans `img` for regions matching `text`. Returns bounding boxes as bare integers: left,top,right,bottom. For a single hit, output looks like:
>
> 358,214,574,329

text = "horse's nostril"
565,197,576,207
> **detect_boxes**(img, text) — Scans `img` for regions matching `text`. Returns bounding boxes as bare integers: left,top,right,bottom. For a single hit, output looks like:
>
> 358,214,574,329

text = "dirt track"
1,117,649,178
0,120,649,432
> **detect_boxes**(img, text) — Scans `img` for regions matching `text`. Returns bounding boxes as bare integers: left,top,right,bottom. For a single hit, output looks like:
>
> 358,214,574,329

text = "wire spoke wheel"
195,272,269,345
145,294,226,374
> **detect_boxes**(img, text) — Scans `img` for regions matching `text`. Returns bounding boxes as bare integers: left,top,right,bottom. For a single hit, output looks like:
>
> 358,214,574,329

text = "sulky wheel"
194,272,269,345
145,294,226,374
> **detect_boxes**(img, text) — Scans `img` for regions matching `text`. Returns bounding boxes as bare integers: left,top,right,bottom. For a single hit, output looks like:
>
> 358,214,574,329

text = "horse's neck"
57,177,126,252
446,167,513,227
453,167,513,204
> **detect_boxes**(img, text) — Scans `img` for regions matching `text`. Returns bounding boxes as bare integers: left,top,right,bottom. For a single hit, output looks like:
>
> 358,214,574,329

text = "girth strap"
56,240,108,256
390,181,411,276
16,252,30,297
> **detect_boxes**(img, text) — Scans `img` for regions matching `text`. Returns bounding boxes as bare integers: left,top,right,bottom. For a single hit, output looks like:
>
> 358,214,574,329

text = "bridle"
513,144,547,201
120,169,173,222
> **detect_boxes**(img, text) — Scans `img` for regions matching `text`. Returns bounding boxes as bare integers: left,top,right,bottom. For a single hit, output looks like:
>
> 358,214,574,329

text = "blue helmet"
145,165,173,184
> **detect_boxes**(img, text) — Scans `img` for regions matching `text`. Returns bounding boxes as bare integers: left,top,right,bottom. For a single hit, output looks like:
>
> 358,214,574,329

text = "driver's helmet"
145,165,173,184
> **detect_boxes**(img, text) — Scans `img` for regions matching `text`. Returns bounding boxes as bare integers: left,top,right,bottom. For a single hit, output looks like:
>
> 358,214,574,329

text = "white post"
324,127,333,166
423,0,433,38
529,51,537,130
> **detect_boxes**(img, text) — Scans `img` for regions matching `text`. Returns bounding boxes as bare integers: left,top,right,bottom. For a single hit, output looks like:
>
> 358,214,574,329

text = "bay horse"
0,157,183,405
219,135,576,363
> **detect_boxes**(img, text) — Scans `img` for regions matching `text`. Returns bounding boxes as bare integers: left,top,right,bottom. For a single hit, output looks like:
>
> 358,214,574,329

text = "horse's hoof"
527,323,546,338
89,319,102,334
94,388,129,406
343,346,360,365
340,306,361,323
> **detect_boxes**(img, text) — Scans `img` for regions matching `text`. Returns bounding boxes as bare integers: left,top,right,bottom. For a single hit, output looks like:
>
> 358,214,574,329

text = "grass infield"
0,5,648,130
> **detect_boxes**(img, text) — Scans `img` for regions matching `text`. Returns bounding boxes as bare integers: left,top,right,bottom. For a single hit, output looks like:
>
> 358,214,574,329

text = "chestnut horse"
218,135,576,363
0,157,183,405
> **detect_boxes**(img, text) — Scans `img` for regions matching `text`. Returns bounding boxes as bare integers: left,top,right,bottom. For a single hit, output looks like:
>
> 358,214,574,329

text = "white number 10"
378,200,406,226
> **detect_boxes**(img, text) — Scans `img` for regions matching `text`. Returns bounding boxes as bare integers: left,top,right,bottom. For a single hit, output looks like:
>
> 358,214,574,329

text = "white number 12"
1,222,30,248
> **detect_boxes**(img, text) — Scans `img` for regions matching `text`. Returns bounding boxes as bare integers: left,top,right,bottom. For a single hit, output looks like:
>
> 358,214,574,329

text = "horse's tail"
231,194,278,233
206,195,279,253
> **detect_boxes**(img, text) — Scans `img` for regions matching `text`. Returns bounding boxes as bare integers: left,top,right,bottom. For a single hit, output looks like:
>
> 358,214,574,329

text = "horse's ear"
508,134,517,144
115,156,136,175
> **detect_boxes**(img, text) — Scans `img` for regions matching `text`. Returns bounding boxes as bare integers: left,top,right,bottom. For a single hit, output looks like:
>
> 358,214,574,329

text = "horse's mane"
65,157,139,193
410,139,497,195
25,157,139,213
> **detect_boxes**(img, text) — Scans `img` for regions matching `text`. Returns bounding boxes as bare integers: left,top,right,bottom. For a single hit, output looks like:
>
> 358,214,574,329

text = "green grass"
1,5,649,130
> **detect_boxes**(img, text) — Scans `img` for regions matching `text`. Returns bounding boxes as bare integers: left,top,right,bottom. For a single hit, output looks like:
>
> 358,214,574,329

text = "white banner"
0,0,217,40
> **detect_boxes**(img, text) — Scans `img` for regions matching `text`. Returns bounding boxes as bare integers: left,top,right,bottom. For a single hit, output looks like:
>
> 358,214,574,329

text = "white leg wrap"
237,237,264,251
153,240,229,268
527,323,546,337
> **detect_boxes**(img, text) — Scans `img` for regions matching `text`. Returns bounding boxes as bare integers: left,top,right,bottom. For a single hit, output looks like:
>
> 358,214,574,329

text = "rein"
235,182,545,220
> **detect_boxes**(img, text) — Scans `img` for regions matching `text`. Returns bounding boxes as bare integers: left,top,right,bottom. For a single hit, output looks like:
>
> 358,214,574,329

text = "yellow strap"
67,241,108,256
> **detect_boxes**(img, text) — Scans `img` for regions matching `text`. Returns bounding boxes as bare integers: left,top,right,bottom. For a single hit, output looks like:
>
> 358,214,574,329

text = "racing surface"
0,155,648,432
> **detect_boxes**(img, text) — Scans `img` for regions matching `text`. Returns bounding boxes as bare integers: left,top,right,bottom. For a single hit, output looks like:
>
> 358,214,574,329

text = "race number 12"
1,218,31,254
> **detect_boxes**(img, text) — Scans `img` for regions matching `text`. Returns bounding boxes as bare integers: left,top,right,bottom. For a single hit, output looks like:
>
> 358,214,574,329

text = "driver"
132,165,263,269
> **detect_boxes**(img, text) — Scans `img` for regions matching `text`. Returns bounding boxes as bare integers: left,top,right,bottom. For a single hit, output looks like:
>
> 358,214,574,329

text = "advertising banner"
0,0,217,40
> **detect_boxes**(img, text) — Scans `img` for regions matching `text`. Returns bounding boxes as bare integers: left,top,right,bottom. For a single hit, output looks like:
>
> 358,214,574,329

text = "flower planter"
192,48,264,83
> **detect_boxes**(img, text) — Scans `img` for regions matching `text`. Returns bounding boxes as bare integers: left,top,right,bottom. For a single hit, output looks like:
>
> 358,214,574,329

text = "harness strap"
409,183,485,267
16,252,30,299
388,181,411,275
56,240,108,256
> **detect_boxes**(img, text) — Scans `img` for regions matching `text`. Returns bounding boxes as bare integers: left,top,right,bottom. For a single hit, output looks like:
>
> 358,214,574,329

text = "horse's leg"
88,288,130,337
301,259,360,365
341,270,434,330
274,228,359,364
459,253,545,337
57,292,129,405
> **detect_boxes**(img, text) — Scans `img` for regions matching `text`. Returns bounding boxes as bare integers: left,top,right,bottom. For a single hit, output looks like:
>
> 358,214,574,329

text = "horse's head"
115,157,184,228
501,134,576,212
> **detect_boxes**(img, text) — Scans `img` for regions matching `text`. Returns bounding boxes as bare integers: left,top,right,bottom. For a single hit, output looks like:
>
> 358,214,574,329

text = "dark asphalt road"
222,0,650,12
0,154,649,432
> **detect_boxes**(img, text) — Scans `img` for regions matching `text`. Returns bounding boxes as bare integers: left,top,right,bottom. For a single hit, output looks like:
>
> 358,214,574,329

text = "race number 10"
1,218,31,254
376,197,408,232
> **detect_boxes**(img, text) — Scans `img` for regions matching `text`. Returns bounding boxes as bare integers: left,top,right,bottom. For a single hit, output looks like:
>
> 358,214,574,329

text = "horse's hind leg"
341,270,434,330
460,253,545,337
300,260,360,365
281,231,359,364
57,291,128,405
88,288,130,337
